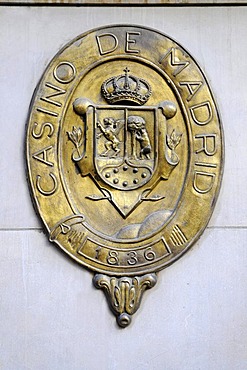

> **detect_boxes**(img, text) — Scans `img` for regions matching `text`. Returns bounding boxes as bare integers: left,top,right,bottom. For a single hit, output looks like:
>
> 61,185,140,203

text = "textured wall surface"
2,1,247,4
0,6,247,370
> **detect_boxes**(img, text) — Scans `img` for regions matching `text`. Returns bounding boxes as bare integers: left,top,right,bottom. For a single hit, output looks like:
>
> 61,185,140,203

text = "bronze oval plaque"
26,25,223,327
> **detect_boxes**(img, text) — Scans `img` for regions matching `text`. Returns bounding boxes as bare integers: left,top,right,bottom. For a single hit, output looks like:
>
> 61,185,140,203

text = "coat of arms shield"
70,68,180,217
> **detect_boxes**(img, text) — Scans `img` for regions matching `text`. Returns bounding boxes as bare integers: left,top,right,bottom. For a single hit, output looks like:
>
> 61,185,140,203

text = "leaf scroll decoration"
166,129,182,164
67,126,84,161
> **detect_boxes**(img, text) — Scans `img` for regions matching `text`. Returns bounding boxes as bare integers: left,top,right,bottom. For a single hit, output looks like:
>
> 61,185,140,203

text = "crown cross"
123,67,130,89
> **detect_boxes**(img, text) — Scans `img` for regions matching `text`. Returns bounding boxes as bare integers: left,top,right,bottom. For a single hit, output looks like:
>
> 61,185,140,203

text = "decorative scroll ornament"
26,25,223,327
93,274,157,327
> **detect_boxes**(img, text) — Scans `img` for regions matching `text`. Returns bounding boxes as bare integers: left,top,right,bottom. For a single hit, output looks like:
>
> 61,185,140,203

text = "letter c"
36,172,58,196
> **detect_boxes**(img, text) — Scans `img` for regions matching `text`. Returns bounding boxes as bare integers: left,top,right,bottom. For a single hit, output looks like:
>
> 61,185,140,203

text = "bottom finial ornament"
93,273,157,327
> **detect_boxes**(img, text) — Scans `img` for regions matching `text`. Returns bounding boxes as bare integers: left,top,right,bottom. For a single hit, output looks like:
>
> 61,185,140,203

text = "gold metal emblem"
26,25,224,327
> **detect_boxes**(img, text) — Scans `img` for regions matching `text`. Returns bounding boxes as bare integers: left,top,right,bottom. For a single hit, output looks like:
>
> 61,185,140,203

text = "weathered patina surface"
26,25,223,326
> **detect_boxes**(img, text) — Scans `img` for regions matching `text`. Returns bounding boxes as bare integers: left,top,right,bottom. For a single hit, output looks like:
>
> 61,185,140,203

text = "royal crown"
101,67,152,105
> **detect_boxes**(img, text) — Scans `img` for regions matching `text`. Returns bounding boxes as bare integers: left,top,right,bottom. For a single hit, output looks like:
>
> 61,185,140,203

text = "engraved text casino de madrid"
26,25,223,326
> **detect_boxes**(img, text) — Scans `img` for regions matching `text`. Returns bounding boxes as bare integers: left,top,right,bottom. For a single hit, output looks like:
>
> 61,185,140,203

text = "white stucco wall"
0,6,246,370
